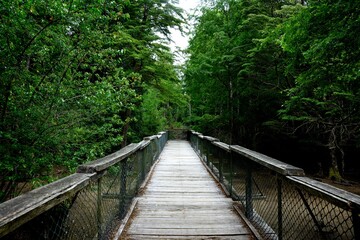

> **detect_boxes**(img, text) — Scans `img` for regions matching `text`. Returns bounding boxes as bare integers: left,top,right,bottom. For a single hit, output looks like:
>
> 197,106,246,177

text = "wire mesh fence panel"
189,131,360,240
231,155,247,202
144,144,153,175
99,164,124,239
0,132,168,240
209,146,221,179
2,182,99,240
248,168,279,239
62,183,99,240
282,179,355,240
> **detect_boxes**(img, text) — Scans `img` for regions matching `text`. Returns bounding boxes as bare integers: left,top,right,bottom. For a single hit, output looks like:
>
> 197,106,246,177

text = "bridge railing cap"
144,135,157,140
212,141,230,152
77,143,142,173
203,136,219,142
230,145,305,176
0,173,95,237
191,131,202,136
139,139,151,150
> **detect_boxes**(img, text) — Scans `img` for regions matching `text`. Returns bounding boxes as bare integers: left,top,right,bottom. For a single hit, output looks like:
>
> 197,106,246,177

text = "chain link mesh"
190,133,359,240
1,133,168,240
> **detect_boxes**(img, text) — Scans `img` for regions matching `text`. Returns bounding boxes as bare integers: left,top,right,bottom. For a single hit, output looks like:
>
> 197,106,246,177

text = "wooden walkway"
120,140,254,240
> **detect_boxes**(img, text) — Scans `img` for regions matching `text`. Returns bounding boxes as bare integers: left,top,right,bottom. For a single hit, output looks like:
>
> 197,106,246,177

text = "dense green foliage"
184,0,360,180
0,0,187,201
1,0,359,201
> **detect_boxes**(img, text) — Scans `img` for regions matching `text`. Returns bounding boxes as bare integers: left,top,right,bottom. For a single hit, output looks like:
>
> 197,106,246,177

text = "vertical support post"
140,149,145,183
156,138,160,159
245,162,253,219
150,141,154,164
229,151,234,197
277,176,283,240
219,153,224,183
198,137,201,154
97,177,102,240
119,159,127,217
353,209,360,240
196,136,199,153
211,148,215,172
206,140,210,165
146,143,150,171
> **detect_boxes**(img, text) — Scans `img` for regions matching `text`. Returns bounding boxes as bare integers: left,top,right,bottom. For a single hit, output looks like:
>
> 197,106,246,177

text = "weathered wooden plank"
77,143,142,173
0,173,94,237
139,139,151,150
129,211,242,219
139,196,233,202
203,136,220,142
288,176,360,211
130,220,248,228
128,215,241,222
144,135,157,140
127,227,248,236
212,141,231,152
230,145,305,176
122,140,254,240
136,204,234,210
125,235,251,240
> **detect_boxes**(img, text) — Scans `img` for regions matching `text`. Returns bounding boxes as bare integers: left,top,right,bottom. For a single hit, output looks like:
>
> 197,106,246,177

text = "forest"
0,0,188,202
184,0,360,185
1,0,359,202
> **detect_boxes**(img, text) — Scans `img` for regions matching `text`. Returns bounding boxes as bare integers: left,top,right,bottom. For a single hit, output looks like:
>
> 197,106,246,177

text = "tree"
0,0,185,201
184,0,289,146
280,0,360,180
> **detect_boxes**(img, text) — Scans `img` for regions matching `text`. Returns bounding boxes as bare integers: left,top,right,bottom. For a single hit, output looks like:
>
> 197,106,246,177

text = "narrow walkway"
121,140,253,240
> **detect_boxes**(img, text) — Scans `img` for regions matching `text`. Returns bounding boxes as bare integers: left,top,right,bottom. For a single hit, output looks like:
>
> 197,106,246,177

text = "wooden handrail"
288,176,360,211
0,173,95,238
0,132,168,238
230,145,305,176
212,141,230,152
77,142,143,173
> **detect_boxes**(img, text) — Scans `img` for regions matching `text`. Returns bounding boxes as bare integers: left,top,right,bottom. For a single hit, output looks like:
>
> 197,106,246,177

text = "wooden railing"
0,131,168,240
190,130,360,240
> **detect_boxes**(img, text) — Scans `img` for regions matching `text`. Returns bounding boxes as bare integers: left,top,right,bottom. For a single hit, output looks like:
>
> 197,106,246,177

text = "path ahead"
121,140,254,240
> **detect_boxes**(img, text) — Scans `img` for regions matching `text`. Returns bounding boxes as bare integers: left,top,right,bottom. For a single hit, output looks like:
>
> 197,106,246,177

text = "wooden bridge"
120,140,254,239
1,130,360,240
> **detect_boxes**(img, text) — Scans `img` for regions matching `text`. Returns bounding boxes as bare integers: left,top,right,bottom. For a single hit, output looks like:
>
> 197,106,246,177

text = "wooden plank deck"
120,140,254,240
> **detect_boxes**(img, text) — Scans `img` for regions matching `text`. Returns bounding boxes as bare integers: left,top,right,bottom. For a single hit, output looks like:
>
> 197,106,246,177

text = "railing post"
156,138,160,159
97,177,102,240
140,148,146,183
353,208,360,240
205,140,210,166
150,141,154,164
229,151,234,197
196,136,199,153
134,150,144,190
245,162,253,219
219,154,224,183
277,176,283,240
119,159,127,217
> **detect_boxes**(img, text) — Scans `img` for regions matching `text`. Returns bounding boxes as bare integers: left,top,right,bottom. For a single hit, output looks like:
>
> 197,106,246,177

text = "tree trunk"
329,146,341,181
121,109,132,148
328,127,342,181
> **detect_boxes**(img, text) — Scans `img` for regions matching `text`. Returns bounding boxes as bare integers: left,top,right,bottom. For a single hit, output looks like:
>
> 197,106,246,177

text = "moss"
329,167,342,181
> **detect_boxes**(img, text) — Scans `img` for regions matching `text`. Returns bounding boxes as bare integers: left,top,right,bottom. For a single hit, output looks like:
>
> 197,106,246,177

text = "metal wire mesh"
1,132,168,240
190,132,359,240
2,183,99,240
